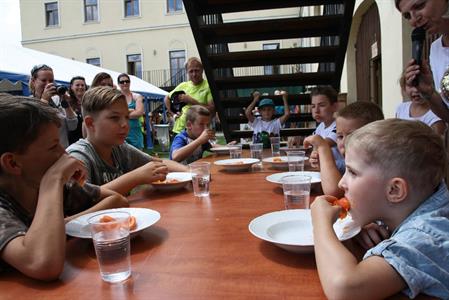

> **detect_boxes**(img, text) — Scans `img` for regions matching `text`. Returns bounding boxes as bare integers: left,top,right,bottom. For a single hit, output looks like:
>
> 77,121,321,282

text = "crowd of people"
0,0,449,298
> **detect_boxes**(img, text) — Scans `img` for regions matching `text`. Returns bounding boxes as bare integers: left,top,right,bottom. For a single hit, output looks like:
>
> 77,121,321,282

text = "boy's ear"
84,115,94,130
386,177,408,204
0,153,22,175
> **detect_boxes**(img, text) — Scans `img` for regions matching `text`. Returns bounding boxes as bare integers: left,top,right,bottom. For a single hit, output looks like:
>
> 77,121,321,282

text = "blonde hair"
346,119,446,192
186,105,210,124
81,86,126,116
185,57,203,70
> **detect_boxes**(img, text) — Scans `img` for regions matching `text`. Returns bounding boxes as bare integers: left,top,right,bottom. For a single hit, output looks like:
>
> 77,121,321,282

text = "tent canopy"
0,43,168,99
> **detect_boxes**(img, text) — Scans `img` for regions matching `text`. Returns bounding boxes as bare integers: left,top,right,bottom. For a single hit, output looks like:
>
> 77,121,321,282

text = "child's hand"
309,150,320,168
311,196,341,225
42,154,87,186
355,222,390,250
252,91,261,99
303,135,326,149
199,128,215,144
141,161,169,183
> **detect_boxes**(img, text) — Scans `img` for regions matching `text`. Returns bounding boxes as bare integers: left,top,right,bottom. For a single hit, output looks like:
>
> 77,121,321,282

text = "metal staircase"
183,0,356,142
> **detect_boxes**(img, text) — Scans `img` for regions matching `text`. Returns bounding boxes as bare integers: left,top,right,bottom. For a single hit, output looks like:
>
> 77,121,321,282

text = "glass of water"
270,136,281,157
281,175,312,209
229,144,242,159
287,150,306,172
189,162,211,197
88,211,132,283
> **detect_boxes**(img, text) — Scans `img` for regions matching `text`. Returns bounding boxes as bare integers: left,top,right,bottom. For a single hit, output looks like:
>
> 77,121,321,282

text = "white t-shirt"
395,101,442,128
429,36,449,107
313,120,337,142
250,117,282,143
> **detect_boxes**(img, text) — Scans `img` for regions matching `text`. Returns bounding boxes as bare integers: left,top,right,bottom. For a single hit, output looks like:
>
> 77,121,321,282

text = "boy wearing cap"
245,90,290,144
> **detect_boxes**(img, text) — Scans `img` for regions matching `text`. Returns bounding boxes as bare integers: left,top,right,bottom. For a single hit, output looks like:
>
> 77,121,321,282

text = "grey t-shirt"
0,183,100,269
66,139,153,186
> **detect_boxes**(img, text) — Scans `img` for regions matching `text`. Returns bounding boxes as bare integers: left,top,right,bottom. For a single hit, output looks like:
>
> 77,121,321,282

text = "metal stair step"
220,94,311,108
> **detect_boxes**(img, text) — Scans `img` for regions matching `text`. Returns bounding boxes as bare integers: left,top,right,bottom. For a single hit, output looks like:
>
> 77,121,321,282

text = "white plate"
209,146,231,155
262,156,309,169
265,171,321,185
248,209,360,253
150,172,192,191
214,158,260,171
66,207,160,239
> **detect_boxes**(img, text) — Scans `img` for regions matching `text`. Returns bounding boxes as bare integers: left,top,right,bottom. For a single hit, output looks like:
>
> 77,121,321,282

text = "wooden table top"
0,151,427,299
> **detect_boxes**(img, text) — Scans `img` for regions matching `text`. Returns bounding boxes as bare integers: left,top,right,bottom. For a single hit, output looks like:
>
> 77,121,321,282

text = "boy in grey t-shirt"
0,95,127,280
66,87,188,195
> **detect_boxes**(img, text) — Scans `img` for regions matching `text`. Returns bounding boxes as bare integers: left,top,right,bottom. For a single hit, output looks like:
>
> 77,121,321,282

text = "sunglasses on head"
31,64,51,76
119,79,130,84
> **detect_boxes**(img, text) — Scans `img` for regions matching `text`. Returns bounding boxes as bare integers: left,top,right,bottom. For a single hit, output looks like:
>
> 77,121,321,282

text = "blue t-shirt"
332,147,346,175
169,130,211,165
364,183,449,299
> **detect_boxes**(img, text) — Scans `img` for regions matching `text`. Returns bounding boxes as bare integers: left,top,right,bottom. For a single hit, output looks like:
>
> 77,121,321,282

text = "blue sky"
1,0,21,45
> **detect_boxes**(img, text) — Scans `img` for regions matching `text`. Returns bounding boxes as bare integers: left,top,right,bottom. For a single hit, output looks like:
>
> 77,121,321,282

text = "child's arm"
304,135,343,197
160,158,189,172
431,120,446,136
171,129,214,162
311,196,406,299
245,91,260,123
64,187,129,223
102,161,169,195
0,154,86,281
278,91,291,124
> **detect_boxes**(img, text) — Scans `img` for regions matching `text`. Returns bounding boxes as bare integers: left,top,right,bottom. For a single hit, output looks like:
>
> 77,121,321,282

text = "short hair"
186,105,210,124
346,119,446,192
0,94,60,156
185,57,203,70
337,101,384,125
91,72,113,88
81,86,126,116
310,86,338,104
117,73,130,82
395,0,402,11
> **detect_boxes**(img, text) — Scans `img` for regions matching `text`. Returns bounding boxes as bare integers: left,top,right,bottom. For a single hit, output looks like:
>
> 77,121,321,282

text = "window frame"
126,54,143,79
45,1,59,27
166,0,183,14
86,57,101,67
169,50,186,86
124,0,140,18
84,0,99,23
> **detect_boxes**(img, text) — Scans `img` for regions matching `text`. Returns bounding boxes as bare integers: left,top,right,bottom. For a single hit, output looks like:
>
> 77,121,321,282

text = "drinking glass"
189,162,211,197
281,175,312,209
229,144,243,159
287,150,306,172
250,143,263,160
270,136,280,157
88,211,132,283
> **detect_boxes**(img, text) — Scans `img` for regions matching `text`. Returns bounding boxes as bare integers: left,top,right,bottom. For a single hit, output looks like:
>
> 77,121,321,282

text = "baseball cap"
258,98,275,108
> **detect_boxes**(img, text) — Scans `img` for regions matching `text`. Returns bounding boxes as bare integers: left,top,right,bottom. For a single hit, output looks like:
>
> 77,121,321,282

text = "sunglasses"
118,80,130,84
31,64,52,76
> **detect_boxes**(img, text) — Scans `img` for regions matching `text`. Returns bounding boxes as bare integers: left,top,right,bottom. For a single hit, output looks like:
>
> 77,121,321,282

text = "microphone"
411,27,426,86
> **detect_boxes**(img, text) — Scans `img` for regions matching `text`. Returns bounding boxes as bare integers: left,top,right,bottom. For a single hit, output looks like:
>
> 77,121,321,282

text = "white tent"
0,43,168,99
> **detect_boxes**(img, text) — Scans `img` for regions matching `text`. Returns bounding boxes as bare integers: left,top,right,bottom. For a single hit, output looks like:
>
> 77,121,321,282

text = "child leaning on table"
66,87,188,195
311,119,449,299
245,90,290,144
170,105,214,164
304,101,384,197
0,95,128,281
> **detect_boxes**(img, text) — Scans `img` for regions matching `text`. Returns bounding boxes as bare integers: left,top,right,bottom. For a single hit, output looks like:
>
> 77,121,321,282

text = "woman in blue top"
118,73,144,150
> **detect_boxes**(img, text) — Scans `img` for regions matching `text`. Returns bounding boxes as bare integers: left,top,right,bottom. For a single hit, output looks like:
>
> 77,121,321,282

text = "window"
169,50,186,86
263,43,280,75
124,0,139,17
86,57,101,67
84,0,98,22
127,54,142,79
167,0,183,13
45,2,59,27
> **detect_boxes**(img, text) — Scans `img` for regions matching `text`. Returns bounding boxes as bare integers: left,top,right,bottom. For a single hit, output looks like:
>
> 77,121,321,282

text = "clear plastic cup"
287,150,306,172
281,175,312,209
189,162,211,197
270,136,281,157
229,144,243,159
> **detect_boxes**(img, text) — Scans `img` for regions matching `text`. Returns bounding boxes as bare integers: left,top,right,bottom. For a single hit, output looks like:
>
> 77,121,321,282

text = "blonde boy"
67,87,188,195
312,119,449,299
170,105,215,164
304,101,384,197
0,95,127,280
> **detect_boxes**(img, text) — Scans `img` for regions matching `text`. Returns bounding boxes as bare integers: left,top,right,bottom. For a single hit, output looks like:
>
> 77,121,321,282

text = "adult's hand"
404,59,435,98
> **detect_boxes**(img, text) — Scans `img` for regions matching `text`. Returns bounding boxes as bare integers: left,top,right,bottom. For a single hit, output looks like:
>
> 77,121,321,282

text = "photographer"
164,57,214,134
29,64,78,148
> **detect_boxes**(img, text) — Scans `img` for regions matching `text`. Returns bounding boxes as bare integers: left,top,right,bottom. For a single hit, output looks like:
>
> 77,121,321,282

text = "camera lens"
56,85,68,95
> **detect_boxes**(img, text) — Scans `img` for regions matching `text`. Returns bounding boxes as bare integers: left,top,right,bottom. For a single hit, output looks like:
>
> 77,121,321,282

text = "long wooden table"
0,151,427,299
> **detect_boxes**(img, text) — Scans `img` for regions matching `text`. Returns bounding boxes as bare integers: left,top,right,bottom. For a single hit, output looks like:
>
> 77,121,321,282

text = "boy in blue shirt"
170,105,215,164
312,119,449,299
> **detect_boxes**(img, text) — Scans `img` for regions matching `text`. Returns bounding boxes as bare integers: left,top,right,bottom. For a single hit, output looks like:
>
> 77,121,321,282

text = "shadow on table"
258,241,316,269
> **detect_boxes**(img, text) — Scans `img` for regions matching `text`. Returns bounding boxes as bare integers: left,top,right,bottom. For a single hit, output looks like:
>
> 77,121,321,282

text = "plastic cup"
250,143,263,160
189,162,211,197
281,175,312,209
229,144,243,159
88,211,131,283
270,136,281,157
287,150,306,172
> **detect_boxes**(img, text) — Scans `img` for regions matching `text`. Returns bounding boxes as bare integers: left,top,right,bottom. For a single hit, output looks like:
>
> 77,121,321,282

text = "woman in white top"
396,73,446,135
